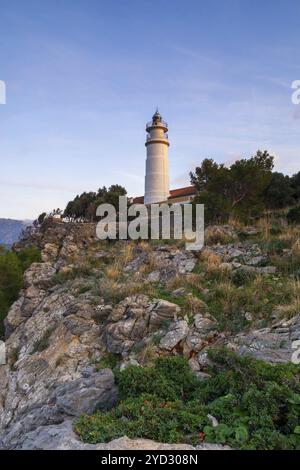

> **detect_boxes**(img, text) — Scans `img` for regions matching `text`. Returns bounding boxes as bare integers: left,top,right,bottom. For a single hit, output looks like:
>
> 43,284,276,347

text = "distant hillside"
0,219,32,247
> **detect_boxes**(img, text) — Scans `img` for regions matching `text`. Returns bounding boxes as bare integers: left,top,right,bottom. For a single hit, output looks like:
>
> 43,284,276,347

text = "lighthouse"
144,110,170,204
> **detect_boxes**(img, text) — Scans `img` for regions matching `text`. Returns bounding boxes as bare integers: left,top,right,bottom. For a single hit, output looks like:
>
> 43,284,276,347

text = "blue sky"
0,0,299,219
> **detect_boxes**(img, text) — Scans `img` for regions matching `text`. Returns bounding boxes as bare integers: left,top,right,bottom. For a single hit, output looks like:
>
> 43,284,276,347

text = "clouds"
0,1,299,218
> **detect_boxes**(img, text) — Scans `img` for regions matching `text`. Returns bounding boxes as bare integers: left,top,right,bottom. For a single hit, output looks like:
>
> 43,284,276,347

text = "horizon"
0,0,299,219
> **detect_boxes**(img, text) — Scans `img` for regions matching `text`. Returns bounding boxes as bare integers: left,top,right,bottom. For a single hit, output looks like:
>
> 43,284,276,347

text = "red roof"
132,195,144,204
169,186,196,198
132,186,196,204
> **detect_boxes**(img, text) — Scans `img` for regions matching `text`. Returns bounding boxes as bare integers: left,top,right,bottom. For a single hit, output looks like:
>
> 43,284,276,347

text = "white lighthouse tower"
144,110,170,204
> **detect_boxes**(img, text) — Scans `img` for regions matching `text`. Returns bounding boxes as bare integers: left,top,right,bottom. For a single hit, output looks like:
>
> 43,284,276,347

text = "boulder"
53,369,117,416
147,270,161,282
148,299,181,330
159,320,189,351
194,314,217,335
105,296,150,354
23,262,56,288
41,243,59,262
123,252,148,273
59,238,80,259
197,348,213,369
228,314,300,364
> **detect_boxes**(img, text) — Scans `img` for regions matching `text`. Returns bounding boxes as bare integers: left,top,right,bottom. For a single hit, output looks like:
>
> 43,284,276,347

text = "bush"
231,267,256,287
287,206,300,224
96,353,121,372
16,246,41,270
75,351,300,449
117,356,199,401
0,246,41,339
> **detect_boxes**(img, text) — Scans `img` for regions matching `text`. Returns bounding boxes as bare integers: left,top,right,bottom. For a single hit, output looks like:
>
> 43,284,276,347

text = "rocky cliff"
0,221,299,449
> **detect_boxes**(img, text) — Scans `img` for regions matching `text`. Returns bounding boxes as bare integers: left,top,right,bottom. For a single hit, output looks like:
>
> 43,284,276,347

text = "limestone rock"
41,243,59,262
257,266,277,274
159,320,189,351
124,252,148,273
148,299,181,330
20,420,231,450
21,420,94,450
194,314,217,335
197,348,213,369
183,332,205,356
205,225,238,244
147,270,161,282
0,341,6,365
23,262,56,288
53,369,117,416
171,287,186,297
59,238,80,259
228,314,300,364
105,295,150,354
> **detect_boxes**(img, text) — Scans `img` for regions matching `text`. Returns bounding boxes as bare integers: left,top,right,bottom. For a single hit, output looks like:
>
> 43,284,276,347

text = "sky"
0,0,299,220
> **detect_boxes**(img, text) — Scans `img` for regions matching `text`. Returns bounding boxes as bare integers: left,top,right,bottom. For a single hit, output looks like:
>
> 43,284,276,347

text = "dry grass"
214,280,236,301
103,243,135,281
201,250,223,272
186,295,208,315
139,252,161,275
105,263,122,281
291,237,300,256
166,274,187,291
274,302,300,320
205,226,237,245
227,216,246,231
257,216,271,241
141,282,158,298
137,342,159,366
278,226,300,247
137,240,153,253
97,277,143,303
273,279,300,320
122,243,134,264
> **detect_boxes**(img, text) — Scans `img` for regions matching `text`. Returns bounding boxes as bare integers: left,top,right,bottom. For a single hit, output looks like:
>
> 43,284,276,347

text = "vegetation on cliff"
0,246,41,338
191,151,300,223
75,350,300,449
63,184,127,221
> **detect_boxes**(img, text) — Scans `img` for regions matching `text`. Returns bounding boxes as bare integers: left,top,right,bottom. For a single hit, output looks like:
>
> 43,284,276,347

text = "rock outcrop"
227,314,300,364
1,220,299,449
20,420,230,450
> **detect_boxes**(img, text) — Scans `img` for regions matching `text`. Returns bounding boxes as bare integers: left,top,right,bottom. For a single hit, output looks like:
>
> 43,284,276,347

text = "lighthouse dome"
152,109,162,121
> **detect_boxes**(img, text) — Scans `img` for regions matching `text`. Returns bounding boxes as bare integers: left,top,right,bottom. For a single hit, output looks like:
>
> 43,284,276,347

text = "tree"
287,206,300,224
38,212,47,225
263,172,293,209
290,171,300,202
63,184,127,221
190,150,274,223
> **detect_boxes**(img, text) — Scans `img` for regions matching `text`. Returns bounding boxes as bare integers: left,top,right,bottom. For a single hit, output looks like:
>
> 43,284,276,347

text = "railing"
146,133,168,141
146,119,168,129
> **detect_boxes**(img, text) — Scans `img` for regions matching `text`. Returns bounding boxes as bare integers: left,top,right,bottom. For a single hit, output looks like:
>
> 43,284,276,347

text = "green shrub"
15,246,41,271
96,353,121,371
74,351,300,449
0,246,41,339
287,206,300,224
231,268,256,287
117,356,199,402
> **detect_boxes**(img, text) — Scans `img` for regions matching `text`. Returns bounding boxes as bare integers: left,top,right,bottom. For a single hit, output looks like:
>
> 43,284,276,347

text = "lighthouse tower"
144,110,170,204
